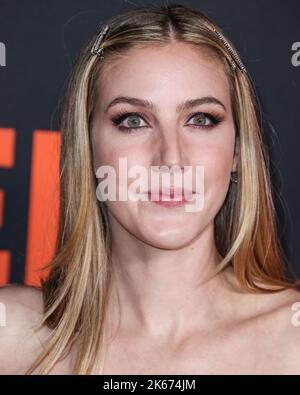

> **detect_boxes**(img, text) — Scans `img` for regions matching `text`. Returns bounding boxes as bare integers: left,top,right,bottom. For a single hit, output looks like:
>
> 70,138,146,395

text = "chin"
138,225,199,250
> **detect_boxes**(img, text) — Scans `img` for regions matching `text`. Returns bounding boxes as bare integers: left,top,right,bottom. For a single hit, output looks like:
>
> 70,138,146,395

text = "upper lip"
147,187,195,198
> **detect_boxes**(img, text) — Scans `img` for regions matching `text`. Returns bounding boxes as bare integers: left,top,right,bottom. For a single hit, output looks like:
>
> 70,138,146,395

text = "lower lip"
147,192,189,207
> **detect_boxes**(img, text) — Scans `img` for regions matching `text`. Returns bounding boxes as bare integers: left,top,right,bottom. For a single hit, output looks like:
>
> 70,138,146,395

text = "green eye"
191,113,210,126
111,111,224,134
123,115,143,128
187,112,223,129
111,112,147,133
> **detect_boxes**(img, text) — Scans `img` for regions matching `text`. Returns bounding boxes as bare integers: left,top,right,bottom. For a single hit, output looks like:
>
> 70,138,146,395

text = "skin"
0,41,300,374
91,42,237,342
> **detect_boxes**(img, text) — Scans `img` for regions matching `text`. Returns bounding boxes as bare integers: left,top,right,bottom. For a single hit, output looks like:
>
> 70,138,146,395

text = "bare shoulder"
253,287,300,371
263,287,300,320
241,285,300,325
0,283,43,313
271,287,300,329
0,283,49,374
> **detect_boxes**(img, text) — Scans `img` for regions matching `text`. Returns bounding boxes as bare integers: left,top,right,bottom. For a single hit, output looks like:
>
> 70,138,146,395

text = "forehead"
98,41,231,112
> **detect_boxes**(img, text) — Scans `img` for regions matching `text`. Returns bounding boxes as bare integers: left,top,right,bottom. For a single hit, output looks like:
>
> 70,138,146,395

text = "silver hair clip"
212,27,247,73
91,24,110,58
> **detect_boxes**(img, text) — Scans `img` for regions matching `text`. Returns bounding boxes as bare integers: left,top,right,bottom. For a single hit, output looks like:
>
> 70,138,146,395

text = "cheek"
92,137,148,213
205,145,233,180
200,142,234,211
92,126,150,171
92,136,135,171
92,139,140,231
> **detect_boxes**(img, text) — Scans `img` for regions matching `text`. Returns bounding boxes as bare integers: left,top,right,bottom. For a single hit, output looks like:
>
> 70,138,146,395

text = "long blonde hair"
25,3,300,375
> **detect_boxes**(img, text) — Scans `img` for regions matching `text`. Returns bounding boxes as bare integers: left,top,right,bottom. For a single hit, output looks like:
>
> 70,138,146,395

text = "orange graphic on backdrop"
25,130,60,286
0,128,16,284
0,128,60,287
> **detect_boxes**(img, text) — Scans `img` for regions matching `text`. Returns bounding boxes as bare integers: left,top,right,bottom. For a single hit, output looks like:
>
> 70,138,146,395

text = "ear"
231,135,239,172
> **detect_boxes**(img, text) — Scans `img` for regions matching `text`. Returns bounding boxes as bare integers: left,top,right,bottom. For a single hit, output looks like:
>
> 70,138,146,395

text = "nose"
152,129,186,171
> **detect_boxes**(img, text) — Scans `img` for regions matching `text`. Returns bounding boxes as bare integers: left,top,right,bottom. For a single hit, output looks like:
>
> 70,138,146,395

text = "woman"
0,3,300,375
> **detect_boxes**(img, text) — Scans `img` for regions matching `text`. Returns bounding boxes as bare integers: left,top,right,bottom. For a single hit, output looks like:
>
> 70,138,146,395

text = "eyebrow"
105,95,227,113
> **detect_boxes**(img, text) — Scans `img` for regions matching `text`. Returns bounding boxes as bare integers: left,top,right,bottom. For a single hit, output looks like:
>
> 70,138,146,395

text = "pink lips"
147,187,194,207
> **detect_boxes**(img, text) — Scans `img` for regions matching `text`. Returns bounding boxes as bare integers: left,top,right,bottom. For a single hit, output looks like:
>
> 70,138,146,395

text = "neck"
106,219,234,341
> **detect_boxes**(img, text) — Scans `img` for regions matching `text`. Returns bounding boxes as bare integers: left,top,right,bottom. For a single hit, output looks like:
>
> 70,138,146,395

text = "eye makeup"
110,110,225,133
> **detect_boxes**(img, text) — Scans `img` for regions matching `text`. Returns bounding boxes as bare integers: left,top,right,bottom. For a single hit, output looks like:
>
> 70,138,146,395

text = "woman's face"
91,41,238,249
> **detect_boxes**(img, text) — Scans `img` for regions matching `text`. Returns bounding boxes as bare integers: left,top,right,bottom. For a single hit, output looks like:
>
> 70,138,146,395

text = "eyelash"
110,111,224,133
